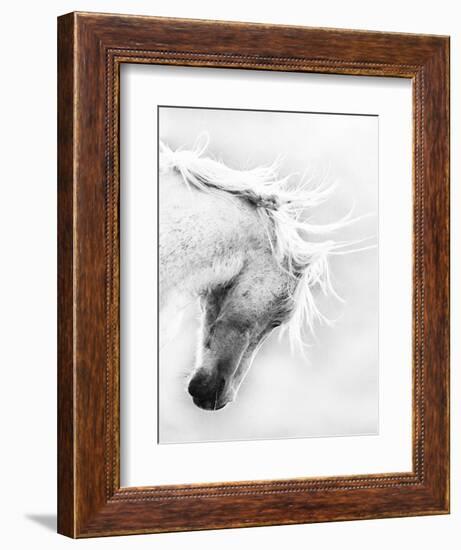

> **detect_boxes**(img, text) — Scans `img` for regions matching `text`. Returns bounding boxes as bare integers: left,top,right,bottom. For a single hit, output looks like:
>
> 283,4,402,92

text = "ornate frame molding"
58,12,449,537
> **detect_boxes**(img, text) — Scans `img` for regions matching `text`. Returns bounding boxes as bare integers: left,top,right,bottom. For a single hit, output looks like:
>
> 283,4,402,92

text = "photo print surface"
158,106,378,444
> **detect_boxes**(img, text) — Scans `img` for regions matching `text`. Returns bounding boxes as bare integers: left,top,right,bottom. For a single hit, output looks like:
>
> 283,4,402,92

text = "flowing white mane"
160,135,361,353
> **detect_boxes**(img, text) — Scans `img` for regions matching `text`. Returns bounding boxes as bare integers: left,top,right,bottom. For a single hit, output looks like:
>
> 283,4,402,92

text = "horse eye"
271,321,281,329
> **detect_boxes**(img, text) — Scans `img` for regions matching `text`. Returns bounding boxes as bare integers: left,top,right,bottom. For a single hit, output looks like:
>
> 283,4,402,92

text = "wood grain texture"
57,11,450,538
57,13,75,538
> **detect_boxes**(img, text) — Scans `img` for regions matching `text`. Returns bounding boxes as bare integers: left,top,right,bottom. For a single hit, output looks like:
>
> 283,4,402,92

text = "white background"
121,67,412,485
0,1,458,549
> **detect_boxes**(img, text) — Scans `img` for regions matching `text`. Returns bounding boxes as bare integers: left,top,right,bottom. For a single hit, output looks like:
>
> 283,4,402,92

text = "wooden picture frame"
57,11,450,538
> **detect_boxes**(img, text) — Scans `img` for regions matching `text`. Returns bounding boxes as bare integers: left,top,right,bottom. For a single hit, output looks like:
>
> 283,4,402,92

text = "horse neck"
159,171,263,307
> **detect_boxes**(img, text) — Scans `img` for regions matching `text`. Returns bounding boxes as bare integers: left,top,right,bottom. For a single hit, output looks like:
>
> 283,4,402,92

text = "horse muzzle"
187,369,231,411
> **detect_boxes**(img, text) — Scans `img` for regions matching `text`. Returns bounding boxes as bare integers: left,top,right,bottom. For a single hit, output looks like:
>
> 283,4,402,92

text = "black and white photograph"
0,0,453,546
158,106,378,444
0,0,454,544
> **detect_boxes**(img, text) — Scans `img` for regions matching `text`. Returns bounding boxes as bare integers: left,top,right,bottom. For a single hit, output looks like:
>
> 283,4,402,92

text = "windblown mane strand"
159,136,354,353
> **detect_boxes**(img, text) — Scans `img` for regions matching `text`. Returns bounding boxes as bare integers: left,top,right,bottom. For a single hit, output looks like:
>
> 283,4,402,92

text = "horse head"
187,253,297,410
160,138,363,411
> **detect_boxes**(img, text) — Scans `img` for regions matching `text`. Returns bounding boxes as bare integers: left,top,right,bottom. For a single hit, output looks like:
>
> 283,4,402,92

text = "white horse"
159,136,364,411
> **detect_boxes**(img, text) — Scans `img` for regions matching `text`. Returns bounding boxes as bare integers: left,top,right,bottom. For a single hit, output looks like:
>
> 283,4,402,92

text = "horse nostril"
188,370,226,402
188,371,212,399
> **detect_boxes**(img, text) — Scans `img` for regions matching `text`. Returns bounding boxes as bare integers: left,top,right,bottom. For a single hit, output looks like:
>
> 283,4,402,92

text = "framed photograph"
57,12,450,537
